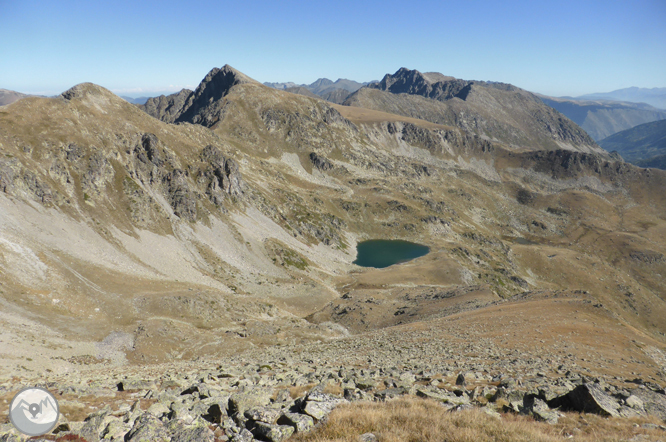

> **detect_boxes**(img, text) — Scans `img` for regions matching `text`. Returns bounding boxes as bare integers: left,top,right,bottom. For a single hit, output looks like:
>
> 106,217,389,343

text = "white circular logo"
9,387,59,436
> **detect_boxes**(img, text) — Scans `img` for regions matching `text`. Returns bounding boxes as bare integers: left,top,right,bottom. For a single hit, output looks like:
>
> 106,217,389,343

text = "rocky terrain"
3,293,666,441
1,65,666,440
539,95,666,141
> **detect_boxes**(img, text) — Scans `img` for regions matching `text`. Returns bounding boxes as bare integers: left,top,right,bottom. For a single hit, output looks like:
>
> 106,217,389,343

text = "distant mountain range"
539,95,666,141
570,87,666,110
598,119,666,169
265,80,666,142
120,96,152,105
264,78,376,104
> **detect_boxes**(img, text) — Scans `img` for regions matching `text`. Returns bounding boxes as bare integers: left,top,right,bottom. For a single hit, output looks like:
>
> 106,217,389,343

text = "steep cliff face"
141,89,193,123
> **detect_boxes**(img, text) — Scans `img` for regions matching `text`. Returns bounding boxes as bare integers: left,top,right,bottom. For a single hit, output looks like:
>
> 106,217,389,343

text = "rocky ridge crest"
142,65,256,127
352,67,602,154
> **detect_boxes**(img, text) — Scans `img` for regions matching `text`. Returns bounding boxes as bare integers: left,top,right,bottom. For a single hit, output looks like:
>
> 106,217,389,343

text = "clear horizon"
1,0,664,98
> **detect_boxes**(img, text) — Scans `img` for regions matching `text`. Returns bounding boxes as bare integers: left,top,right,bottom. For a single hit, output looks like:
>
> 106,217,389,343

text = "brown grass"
330,103,451,130
290,383,318,399
291,397,665,442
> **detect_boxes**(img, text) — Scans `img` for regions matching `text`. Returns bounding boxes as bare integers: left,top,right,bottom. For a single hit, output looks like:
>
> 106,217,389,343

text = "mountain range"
264,77,375,104
342,67,601,154
2,64,666,439
572,87,666,110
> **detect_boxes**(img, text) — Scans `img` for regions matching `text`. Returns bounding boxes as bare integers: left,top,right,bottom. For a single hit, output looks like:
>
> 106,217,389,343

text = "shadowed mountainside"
598,119,666,168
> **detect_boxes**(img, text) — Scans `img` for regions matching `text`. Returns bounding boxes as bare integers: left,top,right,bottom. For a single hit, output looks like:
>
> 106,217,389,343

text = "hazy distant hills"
344,67,601,154
598,119,666,169
120,96,152,105
265,77,375,104
573,87,666,110
0,89,31,106
539,95,666,141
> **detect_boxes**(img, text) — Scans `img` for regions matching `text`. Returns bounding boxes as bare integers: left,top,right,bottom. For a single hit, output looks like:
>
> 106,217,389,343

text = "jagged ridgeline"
1,64,666,381
345,67,601,153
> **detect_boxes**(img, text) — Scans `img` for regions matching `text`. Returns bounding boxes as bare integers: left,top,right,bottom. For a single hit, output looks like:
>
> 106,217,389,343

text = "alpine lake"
352,239,430,269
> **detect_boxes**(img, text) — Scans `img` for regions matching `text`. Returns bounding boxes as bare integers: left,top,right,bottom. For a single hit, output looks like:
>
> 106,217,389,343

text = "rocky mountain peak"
190,65,256,103
60,82,119,101
207,64,256,85
371,68,470,101
310,78,334,88
142,65,259,126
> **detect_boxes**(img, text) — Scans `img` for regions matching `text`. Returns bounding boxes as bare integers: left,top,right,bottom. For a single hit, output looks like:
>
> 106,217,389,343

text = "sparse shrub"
516,189,534,205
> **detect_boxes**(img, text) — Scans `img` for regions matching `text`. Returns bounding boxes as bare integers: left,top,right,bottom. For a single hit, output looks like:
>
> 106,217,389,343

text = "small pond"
353,239,430,269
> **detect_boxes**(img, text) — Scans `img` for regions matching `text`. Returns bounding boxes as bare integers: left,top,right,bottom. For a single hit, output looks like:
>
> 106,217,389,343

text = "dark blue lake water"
353,239,430,268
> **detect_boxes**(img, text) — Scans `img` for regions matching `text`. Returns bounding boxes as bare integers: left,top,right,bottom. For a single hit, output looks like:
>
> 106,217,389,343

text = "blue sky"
1,0,664,97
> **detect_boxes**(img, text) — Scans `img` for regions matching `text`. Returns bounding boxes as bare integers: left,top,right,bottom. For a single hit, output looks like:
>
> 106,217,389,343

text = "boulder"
125,413,170,442
169,418,215,442
78,407,111,442
376,387,408,400
523,396,558,424
550,383,621,417
146,402,170,418
100,418,131,441
277,412,314,433
117,379,156,392
302,385,347,421
229,428,255,442
228,390,272,426
244,406,281,424
251,422,294,442
630,388,666,420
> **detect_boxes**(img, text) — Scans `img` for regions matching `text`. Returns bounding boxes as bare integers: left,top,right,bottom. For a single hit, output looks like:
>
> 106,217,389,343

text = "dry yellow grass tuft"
292,397,665,442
